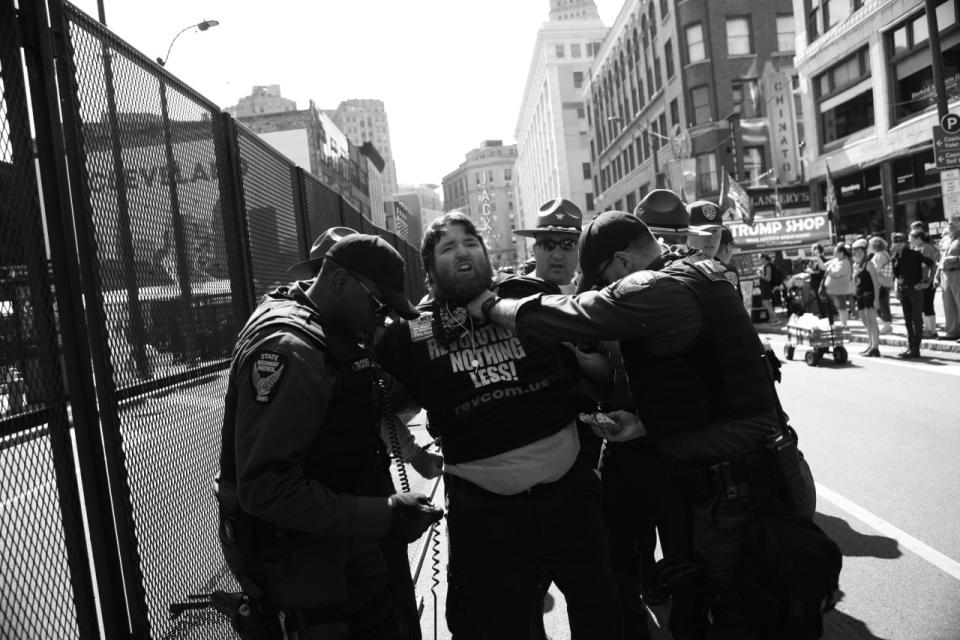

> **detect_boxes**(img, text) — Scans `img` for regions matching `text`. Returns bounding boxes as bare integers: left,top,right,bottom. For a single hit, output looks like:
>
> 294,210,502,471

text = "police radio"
763,428,808,507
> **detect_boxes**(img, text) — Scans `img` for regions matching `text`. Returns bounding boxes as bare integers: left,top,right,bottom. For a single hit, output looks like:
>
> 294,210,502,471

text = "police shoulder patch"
408,312,435,342
251,351,287,404
610,270,658,299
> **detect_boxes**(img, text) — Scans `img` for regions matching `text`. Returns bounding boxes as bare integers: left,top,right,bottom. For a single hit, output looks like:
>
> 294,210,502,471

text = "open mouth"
456,261,474,273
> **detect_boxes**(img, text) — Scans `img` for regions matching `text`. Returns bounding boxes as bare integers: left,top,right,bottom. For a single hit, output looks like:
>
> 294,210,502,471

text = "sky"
70,0,625,187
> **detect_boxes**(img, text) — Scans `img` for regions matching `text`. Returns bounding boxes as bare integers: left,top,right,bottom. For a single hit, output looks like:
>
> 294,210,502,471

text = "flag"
824,162,838,223
720,171,754,226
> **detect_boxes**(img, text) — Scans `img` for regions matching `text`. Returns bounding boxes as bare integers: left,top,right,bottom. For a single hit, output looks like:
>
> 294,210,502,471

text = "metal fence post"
218,114,256,317
18,0,131,636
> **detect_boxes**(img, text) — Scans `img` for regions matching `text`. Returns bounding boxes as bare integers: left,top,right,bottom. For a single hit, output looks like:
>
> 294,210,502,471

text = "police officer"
217,232,441,640
634,189,711,254
685,200,726,261
468,204,821,639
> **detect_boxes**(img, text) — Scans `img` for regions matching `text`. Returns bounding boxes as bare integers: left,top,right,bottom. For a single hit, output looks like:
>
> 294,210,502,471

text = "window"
556,44,565,58
571,43,582,58
815,48,870,98
726,17,753,55
695,153,719,194
777,15,795,52
583,162,592,179
660,0,669,20
659,113,668,141
732,80,761,117
574,71,584,88
576,105,585,118
665,39,675,78
810,0,865,41
487,169,494,183
670,99,680,127
627,191,637,212
686,23,706,62
504,168,512,182
586,193,595,211
690,85,712,124
743,147,765,184
653,54,663,89
821,90,875,143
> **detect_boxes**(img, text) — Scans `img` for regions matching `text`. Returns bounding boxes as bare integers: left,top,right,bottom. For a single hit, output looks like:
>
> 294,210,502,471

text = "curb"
754,324,960,355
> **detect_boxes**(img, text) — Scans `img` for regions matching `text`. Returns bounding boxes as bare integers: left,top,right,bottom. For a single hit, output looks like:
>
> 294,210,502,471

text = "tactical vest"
620,257,778,438
219,286,381,504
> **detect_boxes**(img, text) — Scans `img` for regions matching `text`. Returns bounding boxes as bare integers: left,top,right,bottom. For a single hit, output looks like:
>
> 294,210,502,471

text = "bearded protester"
468,207,840,640
376,211,623,639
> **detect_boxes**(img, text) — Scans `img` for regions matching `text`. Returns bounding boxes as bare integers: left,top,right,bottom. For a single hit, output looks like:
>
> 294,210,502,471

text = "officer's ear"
328,267,351,295
612,250,633,274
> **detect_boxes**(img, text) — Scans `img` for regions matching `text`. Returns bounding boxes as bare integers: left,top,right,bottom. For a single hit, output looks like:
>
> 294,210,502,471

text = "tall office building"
227,85,296,117
327,99,399,203
793,0,957,239
442,141,519,269
515,0,608,253
585,0,802,214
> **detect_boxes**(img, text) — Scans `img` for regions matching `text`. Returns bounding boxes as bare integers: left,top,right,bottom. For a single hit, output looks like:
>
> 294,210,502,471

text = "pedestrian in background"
715,227,742,296
938,215,960,340
869,236,894,334
910,221,941,338
852,239,881,356
758,253,781,325
892,231,936,358
822,243,854,328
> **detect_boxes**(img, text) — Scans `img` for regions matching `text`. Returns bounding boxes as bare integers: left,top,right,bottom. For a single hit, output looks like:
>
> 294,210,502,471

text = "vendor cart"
783,322,850,366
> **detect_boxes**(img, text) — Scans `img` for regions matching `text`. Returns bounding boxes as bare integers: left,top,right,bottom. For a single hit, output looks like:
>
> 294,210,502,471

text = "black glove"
388,493,444,543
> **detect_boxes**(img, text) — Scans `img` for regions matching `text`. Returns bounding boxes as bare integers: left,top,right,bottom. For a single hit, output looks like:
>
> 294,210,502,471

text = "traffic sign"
942,168,960,218
933,125,960,169
942,113,960,133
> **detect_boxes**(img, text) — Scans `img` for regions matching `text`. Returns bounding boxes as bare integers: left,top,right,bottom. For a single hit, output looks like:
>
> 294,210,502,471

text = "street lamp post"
156,20,219,67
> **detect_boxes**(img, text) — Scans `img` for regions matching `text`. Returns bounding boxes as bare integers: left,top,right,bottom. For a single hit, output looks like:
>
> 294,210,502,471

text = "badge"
351,356,374,372
251,351,286,404
702,204,718,220
610,271,658,299
408,314,434,342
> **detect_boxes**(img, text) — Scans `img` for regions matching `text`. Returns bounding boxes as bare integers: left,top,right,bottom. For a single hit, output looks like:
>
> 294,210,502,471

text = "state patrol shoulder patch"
610,271,658,299
251,351,286,404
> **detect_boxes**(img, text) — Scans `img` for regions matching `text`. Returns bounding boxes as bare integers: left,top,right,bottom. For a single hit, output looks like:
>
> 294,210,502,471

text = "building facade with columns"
515,0,608,253
442,141,519,269
793,0,958,240
586,0,801,215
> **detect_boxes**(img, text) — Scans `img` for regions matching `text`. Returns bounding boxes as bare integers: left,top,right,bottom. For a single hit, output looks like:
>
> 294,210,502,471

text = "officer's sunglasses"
536,238,577,252
353,275,391,317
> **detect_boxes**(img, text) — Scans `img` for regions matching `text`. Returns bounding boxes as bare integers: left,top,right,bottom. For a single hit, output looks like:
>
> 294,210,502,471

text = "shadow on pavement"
815,513,901,559
823,591,893,640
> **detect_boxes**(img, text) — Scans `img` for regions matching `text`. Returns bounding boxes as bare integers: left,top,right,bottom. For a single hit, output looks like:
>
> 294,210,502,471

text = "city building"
230,93,381,220
793,0,958,240
585,0,802,215
395,184,444,244
227,85,296,118
515,0,608,253
326,99,399,204
442,140,519,269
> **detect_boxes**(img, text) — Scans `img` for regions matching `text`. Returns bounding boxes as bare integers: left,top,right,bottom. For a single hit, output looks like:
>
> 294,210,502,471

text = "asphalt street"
413,340,960,640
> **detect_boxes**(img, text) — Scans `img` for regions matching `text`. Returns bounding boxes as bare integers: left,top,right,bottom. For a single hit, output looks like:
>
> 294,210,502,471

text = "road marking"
816,482,960,581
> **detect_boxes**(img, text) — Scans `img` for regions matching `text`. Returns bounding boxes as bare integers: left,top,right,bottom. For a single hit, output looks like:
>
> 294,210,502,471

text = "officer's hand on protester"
388,493,444,543
466,289,497,322
409,448,443,479
583,409,647,442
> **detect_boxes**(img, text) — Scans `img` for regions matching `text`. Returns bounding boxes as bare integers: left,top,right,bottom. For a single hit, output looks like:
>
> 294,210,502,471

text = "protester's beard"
432,256,494,303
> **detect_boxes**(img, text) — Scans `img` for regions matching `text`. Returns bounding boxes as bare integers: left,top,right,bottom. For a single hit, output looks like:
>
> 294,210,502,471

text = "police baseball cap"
325,234,420,319
288,227,358,278
514,198,583,237
686,200,725,233
634,189,710,237
576,211,650,294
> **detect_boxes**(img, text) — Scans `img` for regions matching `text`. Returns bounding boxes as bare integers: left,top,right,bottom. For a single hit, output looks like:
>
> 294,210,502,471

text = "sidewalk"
754,290,960,355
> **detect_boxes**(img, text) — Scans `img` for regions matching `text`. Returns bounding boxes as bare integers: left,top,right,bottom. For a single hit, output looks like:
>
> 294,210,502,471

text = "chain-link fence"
4,0,430,637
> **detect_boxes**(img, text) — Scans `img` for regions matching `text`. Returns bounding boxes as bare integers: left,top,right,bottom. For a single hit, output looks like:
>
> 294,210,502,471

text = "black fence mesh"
235,127,303,297
64,6,241,637
0,3,94,637
302,172,344,241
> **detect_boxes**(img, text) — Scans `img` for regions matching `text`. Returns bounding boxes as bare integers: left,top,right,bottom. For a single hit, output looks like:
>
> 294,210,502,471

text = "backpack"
769,263,784,287
733,514,842,639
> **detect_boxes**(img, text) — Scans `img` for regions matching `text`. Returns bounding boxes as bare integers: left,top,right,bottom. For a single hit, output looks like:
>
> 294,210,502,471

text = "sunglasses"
353,276,390,317
535,238,577,252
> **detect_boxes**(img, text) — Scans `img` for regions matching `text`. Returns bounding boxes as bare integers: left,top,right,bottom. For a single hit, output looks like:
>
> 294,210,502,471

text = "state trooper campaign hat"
514,198,583,237
686,200,725,233
633,189,710,237
288,226,358,278
575,211,650,294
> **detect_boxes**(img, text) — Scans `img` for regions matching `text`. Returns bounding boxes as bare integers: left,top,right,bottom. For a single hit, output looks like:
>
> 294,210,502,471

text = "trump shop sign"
728,212,831,250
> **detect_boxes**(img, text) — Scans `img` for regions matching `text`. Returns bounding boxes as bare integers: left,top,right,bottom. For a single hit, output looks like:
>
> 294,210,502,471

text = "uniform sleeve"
514,273,704,354
233,332,391,537
375,322,425,409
